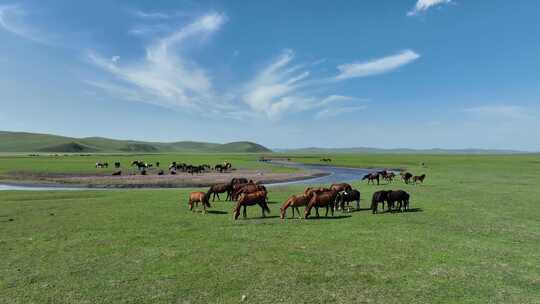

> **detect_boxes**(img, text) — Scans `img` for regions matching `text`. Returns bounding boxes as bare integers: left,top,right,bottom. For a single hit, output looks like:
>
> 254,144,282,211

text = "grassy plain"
1,154,539,303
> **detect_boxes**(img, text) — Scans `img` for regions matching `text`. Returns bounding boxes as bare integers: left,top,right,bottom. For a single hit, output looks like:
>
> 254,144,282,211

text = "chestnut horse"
413,174,426,184
206,183,232,201
304,187,330,197
280,194,312,219
330,183,352,192
304,190,338,219
188,191,211,213
233,184,267,200
233,191,270,220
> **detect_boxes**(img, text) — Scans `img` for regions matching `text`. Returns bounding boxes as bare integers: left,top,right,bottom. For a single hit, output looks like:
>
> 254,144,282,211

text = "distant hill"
276,147,530,154
0,131,272,153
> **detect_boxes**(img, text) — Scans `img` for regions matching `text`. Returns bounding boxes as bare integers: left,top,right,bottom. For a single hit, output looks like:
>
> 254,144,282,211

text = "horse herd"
95,160,233,176
361,170,426,185
187,177,414,220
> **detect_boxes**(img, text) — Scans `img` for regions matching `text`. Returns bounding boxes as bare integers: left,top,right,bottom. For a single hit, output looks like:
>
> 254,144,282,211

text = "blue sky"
1,0,539,150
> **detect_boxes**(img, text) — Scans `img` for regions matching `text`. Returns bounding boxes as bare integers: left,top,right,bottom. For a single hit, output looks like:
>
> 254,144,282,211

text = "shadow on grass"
305,215,352,220
237,215,281,220
207,210,228,215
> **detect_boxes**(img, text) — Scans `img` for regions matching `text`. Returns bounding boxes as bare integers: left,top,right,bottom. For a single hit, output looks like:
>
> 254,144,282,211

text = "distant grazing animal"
233,191,270,220
170,170,177,175
304,190,338,219
206,183,233,201
382,172,395,183
156,162,160,168
158,170,164,175
112,170,121,176
336,189,361,211
95,162,108,168
330,183,352,192
413,174,426,184
321,158,332,162
114,162,121,168
280,194,312,219
386,190,410,212
371,190,390,214
131,160,149,170
362,173,380,185
215,162,232,173
401,172,413,184
188,192,211,213
141,169,147,175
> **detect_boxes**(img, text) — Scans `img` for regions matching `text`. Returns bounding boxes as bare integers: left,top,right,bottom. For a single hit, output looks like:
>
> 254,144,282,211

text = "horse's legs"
315,207,320,218
291,206,295,218
295,207,301,218
243,205,247,218
216,193,220,201
325,206,329,217
233,203,241,220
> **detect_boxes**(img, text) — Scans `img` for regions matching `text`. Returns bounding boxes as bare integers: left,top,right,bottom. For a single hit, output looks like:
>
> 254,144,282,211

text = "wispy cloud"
464,105,530,120
132,10,170,19
315,105,367,120
336,50,420,80
0,4,56,44
87,12,226,111
407,0,452,16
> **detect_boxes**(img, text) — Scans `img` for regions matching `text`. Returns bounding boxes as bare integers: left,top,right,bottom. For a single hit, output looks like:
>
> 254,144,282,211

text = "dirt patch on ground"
2,168,327,188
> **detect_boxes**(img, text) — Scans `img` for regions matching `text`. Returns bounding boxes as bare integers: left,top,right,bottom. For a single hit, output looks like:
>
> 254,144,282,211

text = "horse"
304,187,331,197
330,183,352,192
188,192,211,213
234,184,267,200
413,174,426,184
131,160,148,170
112,170,121,176
382,172,395,183
371,190,390,214
336,189,361,211
386,190,410,212
280,194,312,219
401,172,413,184
114,162,121,168
362,173,380,185
95,162,108,168
156,161,160,168
304,190,338,219
158,170,164,175
207,183,233,201
231,177,249,186
215,162,232,173
233,191,270,220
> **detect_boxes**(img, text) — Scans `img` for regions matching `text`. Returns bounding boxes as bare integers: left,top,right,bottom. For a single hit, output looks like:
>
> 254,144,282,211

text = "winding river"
0,162,377,191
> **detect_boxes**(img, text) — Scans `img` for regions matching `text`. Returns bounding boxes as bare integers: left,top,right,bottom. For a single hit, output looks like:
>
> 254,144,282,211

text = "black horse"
336,189,361,211
362,173,380,185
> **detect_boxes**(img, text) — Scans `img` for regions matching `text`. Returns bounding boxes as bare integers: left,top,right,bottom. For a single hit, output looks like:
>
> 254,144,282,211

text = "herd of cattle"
95,160,233,176
187,171,424,220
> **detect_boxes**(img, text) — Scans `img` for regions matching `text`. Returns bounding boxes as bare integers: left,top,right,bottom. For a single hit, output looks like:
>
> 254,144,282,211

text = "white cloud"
407,0,452,16
132,10,170,19
315,105,367,120
87,12,226,110
0,4,56,44
464,105,529,119
336,50,420,80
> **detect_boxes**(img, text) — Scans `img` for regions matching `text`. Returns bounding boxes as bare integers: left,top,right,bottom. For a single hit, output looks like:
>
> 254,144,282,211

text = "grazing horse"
330,183,352,192
230,177,249,186
336,189,361,211
382,172,395,183
233,191,270,220
131,160,148,170
304,190,338,219
215,162,232,173
188,192,211,213
386,190,410,212
114,162,121,168
362,173,380,185
371,190,390,214
401,172,413,184
413,174,426,184
234,184,267,200
206,183,233,201
280,194,312,219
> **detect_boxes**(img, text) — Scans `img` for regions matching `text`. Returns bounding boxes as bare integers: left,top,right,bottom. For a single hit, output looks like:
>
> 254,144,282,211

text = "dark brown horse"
280,193,312,219
233,183,267,200
336,189,361,211
386,190,410,212
330,183,352,192
304,187,330,197
401,172,413,184
413,174,426,184
206,183,232,201
304,190,338,219
362,173,380,185
382,172,395,183
188,191,211,213
233,191,270,220
371,190,390,214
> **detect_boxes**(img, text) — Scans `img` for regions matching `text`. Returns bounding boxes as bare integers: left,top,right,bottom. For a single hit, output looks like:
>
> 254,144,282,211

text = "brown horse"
362,173,380,185
188,192,211,213
413,174,426,184
233,191,270,220
330,183,352,192
304,190,338,219
234,184,267,200
401,172,413,184
280,194,312,219
382,172,395,183
206,183,232,201
371,190,390,214
304,187,330,197
386,190,410,212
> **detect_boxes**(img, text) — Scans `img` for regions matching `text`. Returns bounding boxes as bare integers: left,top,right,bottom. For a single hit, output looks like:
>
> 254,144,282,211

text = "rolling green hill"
0,131,272,153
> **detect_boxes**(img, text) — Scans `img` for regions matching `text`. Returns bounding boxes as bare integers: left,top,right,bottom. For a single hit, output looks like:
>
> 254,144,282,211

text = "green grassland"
1,154,540,303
